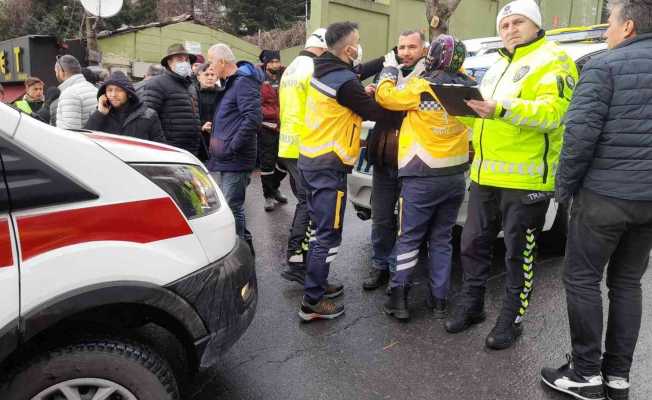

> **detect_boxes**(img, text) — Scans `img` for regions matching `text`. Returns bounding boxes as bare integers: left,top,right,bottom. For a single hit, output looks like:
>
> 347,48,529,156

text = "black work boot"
362,268,390,291
280,265,306,285
272,190,288,204
485,313,523,350
426,291,448,319
444,294,485,333
384,286,410,321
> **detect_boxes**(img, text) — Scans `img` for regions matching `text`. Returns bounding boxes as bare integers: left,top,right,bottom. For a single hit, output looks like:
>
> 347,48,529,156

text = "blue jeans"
371,164,400,271
391,173,466,299
214,171,252,241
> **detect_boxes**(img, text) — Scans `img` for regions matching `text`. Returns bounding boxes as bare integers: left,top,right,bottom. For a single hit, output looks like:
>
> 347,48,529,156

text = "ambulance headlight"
132,163,221,220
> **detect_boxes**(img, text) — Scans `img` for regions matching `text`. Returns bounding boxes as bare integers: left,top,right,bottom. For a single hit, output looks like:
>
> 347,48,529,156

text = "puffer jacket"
56,74,98,129
141,70,202,155
207,61,264,172
556,33,652,202
84,81,166,143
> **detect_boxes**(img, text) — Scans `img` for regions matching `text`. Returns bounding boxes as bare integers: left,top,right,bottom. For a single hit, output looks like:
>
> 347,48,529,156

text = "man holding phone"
445,0,578,350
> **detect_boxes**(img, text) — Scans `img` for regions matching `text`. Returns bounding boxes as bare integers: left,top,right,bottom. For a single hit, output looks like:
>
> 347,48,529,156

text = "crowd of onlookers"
2,1,652,398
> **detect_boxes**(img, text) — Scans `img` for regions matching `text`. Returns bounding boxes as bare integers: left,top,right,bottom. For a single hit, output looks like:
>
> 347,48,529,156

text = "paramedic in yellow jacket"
376,34,472,322
297,22,389,322
444,0,579,351
278,28,328,284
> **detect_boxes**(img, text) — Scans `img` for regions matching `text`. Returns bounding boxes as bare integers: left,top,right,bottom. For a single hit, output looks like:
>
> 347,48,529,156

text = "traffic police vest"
300,69,362,171
278,54,315,159
468,34,578,192
376,70,469,176
14,100,33,114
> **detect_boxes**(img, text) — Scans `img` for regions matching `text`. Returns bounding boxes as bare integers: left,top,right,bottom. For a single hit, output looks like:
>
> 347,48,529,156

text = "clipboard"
429,83,484,117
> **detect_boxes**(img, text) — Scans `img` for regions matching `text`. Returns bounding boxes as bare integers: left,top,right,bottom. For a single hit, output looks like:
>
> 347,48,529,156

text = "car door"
0,123,21,361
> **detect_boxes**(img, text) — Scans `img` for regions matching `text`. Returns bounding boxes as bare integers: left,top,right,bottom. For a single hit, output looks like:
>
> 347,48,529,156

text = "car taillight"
132,163,220,220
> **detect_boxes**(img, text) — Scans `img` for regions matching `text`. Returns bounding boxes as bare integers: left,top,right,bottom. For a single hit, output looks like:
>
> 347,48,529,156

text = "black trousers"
565,189,652,378
258,128,287,198
460,183,548,321
278,157,310,260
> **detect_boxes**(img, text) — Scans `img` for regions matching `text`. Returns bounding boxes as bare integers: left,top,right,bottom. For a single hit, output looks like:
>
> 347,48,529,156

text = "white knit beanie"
305,28,328,49
496,0,543,33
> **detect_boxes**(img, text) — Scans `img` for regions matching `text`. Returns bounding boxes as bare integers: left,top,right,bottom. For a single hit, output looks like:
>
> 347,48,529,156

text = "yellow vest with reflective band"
14,100,33,114
468,35,578,191
279,54,314,159
300,69,362,170
375,72,468,175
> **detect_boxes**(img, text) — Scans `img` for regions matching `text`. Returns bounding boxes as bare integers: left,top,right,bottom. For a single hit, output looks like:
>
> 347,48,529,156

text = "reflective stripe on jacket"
469,34,578,191
375,67,469,177
300,69,362,170
279,53,314,159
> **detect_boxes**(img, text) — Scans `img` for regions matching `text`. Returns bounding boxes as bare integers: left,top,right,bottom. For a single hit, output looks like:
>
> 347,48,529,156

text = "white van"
0,103,257,399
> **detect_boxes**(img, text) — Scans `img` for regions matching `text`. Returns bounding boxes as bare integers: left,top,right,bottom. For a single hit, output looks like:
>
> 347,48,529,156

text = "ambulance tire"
0,337,180,400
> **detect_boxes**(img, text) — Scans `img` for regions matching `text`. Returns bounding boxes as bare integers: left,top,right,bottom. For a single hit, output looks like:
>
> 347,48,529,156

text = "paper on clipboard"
429,83,484,117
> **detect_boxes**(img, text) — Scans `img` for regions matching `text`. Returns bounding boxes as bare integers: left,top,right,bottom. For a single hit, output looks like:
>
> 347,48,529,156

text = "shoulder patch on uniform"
565,75,576,89
513,65,530,82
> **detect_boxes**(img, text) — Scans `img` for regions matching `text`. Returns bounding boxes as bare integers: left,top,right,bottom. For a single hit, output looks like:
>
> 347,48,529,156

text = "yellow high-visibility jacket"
300,69,363,170
278,51,316,159
466,34,579,191
375,68,469,177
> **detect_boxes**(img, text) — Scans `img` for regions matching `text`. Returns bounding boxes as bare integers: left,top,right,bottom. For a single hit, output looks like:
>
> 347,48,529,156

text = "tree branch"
425,0,463,41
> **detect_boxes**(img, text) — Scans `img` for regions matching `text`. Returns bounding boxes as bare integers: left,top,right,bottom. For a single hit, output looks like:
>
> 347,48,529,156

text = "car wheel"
0,337,180,400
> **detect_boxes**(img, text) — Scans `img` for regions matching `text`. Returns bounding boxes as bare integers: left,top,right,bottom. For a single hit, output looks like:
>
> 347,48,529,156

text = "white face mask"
352,44,363,67
174,61,192,77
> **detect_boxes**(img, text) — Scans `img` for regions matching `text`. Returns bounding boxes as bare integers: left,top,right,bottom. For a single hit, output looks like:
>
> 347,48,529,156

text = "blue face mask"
174,61,192,77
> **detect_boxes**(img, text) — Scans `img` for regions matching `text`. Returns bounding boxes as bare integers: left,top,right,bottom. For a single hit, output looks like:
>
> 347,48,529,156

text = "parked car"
348,32,608,248
0,102,257,399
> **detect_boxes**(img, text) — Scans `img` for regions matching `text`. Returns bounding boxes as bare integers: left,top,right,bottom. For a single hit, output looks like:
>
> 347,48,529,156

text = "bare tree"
425,0,463,40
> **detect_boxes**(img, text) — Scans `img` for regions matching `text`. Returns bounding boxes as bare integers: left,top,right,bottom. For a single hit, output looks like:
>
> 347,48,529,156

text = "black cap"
259,50,281,64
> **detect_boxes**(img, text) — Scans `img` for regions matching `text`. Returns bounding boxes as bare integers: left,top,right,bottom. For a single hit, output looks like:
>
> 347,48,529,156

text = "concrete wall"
306,0,606,62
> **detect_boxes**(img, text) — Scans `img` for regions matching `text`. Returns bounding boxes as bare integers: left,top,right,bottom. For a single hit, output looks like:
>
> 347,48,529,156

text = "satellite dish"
80,0,123,18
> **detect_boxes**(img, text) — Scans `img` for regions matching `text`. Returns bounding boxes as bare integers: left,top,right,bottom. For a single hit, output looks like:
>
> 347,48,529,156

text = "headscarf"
425,34,466,73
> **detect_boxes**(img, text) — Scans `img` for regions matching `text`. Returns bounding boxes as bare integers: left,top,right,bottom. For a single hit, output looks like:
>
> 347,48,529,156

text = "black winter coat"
556,33,652,202
85,100,166,143
141,70,202,155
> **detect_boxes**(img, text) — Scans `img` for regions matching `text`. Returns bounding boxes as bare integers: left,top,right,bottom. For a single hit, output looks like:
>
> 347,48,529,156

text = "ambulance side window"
0,135,98,211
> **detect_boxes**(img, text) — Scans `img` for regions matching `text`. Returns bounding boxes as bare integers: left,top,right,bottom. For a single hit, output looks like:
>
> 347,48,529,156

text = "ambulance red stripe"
17,198,193,262
0,219,13,268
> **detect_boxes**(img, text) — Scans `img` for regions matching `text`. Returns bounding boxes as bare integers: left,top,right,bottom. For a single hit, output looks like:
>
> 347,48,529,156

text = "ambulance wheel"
0,337,180,400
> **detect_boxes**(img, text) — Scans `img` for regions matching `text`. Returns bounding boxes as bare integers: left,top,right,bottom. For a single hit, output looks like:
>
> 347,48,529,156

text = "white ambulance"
0,103,257,399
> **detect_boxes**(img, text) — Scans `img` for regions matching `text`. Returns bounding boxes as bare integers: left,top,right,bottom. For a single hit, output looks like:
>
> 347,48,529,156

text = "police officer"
445,0,578,350
278,28,328,284
298,21,388,321
376,35,471,321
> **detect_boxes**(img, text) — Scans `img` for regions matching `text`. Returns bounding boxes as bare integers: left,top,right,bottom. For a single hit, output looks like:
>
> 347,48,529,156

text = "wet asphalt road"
191,173,652,400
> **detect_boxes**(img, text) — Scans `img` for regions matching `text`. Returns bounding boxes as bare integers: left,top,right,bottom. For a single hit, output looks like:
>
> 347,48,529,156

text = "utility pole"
85,13,100,66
